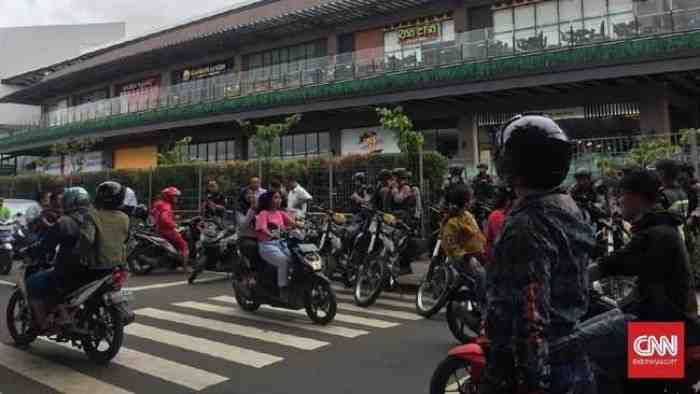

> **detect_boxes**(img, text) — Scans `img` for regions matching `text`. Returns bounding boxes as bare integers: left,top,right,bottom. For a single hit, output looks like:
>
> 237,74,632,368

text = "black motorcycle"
6,244,135,365
317,208,372,288
127,217,202,275
232,229,337,325
354,211,429,307
415,211,449,318
189,217,239,284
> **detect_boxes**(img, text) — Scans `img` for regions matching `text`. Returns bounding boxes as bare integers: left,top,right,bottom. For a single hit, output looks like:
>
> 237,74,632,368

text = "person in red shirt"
484,185,516,263
151,187,190,271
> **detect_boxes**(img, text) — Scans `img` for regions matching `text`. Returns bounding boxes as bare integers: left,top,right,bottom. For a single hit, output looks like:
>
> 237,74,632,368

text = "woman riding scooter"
151,187,190,273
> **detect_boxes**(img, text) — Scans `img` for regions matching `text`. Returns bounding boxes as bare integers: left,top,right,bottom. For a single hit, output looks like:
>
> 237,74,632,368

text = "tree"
158,136,193,166
249,114,302,182
376,106,424,161
50,137,102,175
626,137,681,169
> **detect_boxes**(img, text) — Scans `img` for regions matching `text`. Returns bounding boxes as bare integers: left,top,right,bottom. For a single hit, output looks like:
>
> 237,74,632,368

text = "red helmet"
161,187,181,203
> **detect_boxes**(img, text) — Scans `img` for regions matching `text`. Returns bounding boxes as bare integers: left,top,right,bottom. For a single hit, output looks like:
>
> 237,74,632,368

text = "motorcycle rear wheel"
305,277,337,325
233,279,261,312
416,256,452,318
354,255,387,307
0,249,12,275
446,294,481,344
430,355,478,394
81,305,124,365
6,289,37,347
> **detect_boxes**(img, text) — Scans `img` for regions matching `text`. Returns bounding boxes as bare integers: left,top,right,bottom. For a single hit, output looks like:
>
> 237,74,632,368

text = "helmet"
495,114,573,189
96,181,126,210
62,187,91,212
574,168,592,179
161,187,182,203
353,172,367,183
655,159,681,181
378,169,392,181
392,168,410,180
446,183,472,207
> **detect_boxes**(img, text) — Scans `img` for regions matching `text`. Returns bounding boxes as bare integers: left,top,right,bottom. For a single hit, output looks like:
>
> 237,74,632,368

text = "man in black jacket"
562,169,698,386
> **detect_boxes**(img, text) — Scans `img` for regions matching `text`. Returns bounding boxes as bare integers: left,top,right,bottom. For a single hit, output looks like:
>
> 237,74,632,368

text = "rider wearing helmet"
350,172,373,212
373,169,394,212
391,168,418,217
480,114,596,394
152,187,190,271
26,187,111,330
93,181,130,270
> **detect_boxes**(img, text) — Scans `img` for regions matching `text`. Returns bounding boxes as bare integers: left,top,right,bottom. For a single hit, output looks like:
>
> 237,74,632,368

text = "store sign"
398,22,440,43
341,128,399,155
181,63,229,82
63,151,103,174
118,77,160,96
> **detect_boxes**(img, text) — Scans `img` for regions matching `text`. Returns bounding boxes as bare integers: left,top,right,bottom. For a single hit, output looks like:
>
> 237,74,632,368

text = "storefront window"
494,9,514,32
244,40,327,82
609,0,634,14
559,0,583,22
584,0,607,17
515,5,536,29
227,140,236,161
318,132,330,154
306,133,318,154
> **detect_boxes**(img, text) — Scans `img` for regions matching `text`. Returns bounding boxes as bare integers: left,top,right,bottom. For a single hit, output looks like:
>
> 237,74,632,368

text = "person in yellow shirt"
441,183,487,304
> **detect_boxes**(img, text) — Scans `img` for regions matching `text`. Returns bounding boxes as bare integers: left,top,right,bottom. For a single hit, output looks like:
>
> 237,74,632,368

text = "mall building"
0,0,699,174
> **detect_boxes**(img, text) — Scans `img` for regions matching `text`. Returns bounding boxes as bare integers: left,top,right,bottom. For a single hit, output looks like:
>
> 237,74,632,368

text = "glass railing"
9,5,700,135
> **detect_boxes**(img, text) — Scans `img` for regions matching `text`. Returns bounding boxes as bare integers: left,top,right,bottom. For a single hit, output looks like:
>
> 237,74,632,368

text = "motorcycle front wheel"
0,249,12,275
354,254,387,307
232,278,260,312
416,255,452,318
6,289,37,347
81,304,124,365
127,246,153,275
430,355,478,394
305,277,337,325
446,293,481,344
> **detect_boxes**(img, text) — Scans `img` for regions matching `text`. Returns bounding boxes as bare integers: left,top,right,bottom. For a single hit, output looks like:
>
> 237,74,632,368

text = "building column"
327,34,338,56
330,129,342,156
454,2,468,33
639,83,672,134
458,114,479,167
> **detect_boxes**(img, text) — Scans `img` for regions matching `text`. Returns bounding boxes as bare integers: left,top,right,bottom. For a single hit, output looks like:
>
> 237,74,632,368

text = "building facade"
0,0,699,174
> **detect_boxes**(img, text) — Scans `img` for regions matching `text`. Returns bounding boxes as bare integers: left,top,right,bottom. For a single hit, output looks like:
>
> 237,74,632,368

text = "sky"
0,0,253,38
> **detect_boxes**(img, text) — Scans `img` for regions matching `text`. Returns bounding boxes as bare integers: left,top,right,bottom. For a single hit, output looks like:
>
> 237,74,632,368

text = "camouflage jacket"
481,191,596,393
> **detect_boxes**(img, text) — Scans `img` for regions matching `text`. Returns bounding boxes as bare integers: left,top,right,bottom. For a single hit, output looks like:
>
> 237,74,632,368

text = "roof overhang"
0,0,435,104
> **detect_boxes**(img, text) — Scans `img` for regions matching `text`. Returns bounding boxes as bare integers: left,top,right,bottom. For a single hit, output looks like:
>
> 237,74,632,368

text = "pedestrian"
203,180,226,218
480,114,596,394
483,185,515,263
286,178,312,219
238,176,267,217
655,159,687,213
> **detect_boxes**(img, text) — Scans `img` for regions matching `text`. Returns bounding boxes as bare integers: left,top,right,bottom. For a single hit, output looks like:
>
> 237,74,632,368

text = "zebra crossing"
0,286,425,393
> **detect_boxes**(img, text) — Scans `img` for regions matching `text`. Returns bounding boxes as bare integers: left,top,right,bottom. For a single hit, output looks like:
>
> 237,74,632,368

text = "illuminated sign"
182,63,229,81
398,22,440,43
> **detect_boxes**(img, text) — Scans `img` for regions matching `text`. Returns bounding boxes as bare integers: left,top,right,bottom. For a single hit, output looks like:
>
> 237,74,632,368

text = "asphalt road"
0,267,455,394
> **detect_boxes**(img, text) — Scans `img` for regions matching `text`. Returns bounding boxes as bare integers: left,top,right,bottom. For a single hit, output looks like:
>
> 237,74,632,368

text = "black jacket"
600,208,698,321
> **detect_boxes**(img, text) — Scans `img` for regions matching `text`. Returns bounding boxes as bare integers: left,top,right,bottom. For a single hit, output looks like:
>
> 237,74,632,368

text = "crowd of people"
11,112,700,391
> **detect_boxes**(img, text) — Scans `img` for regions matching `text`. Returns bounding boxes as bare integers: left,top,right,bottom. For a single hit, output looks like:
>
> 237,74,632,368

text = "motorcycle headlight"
304,254,323,271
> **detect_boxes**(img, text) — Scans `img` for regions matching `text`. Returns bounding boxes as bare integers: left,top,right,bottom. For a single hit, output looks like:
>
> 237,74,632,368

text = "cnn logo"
633,335,678,357
628,322,685,379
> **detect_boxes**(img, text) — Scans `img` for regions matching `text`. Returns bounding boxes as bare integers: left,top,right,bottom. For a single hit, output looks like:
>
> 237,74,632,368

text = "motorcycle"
428,286,645,394
127,217,203,275
5,245,135,365
317,208,372,288
415,207,451,318
188,217,239,284
354,211,429,307
0,219,17,275
594,211,635,303
232,229,337,325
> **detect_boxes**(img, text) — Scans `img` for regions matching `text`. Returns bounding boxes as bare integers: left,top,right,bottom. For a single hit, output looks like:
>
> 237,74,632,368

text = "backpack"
69,210,99,268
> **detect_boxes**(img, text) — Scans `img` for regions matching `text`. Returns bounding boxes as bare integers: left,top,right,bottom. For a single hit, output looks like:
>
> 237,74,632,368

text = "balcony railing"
6,5,700,140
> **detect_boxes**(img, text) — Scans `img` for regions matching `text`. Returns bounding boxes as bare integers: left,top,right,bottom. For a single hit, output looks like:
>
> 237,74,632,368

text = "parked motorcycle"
318,208,372,288
415,207,450,318
354,211,429,307
188,217,239,284
0,219,17,275
5,246,135,365
232,229,337,325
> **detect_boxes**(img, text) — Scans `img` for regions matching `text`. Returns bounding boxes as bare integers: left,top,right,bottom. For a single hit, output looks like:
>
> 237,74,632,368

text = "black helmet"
655,159,681,181
392,168,410,180
96,181,126,210
446,183,472,208
619,169,662,203
574,167,592,179
378,169,392,181
495,114,573,189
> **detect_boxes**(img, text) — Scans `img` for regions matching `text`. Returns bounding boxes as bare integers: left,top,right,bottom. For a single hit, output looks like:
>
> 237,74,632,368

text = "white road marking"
136,307,328,350
0,342,134,394
125,323,282,368
336,303,421,321
332,285,414,302
211,295,399,329
127,276,224,292
45,340,228,391
175,301,368,338
334,292,416,310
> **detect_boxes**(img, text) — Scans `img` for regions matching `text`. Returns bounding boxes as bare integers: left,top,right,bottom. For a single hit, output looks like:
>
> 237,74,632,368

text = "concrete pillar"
327,34,338,56
239,135,250,160
454,3,469,33
330,129,342,156
639,83,672,134
458,114,479,167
